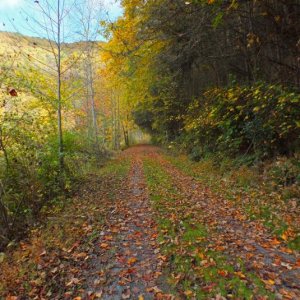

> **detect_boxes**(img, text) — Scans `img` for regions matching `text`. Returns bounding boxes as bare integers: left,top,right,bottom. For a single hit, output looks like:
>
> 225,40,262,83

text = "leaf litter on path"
144,147,300,299
80,151,173,299
2,145,299,299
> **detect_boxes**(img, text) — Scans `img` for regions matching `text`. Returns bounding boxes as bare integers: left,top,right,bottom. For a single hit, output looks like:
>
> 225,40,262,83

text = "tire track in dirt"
147,148,300,299
82,148,172,299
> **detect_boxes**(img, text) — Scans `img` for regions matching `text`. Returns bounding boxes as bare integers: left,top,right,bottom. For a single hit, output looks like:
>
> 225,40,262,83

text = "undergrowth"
0,156,131,297
165,152,300,250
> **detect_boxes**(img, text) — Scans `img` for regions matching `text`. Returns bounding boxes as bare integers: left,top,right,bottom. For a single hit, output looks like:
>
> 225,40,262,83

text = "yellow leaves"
184,290,194,297
274,15,281,23
281,232,288,241
103,235,113,241
66,277,80,286
197,251,205,259
234,271,246,279
247,32,260,48
0,252,6,263
263,279,275,286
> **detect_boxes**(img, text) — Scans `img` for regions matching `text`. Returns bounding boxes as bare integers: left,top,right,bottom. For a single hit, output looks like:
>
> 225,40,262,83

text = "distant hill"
0,30,104,48
0,31,51,53
0,31,104,81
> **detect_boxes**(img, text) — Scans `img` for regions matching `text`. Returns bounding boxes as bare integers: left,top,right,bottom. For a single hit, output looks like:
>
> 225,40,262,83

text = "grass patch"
143,158,273,299
166,154,299,248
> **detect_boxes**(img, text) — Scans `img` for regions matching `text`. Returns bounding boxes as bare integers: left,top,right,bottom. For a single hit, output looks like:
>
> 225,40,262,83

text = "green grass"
143,158,273,299
166,154,299,248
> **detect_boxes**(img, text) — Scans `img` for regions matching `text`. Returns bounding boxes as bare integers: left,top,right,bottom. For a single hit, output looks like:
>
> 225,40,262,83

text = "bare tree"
75,0,104,154
19,0,84,186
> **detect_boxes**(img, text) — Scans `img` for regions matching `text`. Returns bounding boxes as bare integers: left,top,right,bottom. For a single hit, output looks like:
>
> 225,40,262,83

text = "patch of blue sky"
0,0,123,41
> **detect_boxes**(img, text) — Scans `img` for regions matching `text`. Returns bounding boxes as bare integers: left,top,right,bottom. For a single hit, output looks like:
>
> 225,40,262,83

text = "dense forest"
0,0,299,299
104,0,300,158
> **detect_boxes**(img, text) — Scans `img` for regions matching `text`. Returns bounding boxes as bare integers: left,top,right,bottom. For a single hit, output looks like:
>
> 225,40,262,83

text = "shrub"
183,83,300,160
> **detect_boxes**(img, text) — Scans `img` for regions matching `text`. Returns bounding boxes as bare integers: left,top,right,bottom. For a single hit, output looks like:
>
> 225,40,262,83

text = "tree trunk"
57,0,64,186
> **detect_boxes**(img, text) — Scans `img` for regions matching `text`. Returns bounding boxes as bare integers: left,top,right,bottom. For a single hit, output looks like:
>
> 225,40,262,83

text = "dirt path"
145,147,300,299
80,145,299,299
81,149,172,299
2,145,299,299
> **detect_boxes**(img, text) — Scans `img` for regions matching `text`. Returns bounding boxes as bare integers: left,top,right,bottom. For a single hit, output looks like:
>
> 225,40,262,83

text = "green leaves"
183,83,300,160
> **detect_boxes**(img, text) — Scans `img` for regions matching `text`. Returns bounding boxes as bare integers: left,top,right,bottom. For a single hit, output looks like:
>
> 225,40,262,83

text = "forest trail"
1,145,299,299
143,147,300,299
80,145,299,299
80,147,172,299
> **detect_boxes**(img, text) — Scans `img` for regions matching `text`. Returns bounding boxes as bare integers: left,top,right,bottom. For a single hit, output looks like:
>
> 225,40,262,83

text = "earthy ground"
1,145,299,299
80,153,172,299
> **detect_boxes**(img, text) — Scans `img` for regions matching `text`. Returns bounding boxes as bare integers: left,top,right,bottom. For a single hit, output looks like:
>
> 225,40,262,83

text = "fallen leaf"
217,269,228,277
127,257,137,265
184,290,193,296
100,243,110,249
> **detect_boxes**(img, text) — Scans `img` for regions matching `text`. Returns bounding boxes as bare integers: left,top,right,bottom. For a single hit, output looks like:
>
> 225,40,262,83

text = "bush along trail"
1,145,299,299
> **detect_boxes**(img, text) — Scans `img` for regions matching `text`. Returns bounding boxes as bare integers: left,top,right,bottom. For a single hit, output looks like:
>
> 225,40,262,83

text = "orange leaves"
157,255,167,262
217,269,228,277
73,252,87,259
127,257,138,265
100,242,110,249
103,235,113,241
110,226,119,233
215,245,226,251
270,238,281,246
280,228,294,242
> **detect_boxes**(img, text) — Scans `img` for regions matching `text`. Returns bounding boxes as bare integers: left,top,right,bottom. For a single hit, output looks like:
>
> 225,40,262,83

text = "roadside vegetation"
166,153,300,250
0,156,130,297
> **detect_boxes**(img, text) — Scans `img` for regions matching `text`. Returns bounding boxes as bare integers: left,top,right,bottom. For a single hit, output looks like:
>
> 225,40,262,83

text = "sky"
0,0,123,40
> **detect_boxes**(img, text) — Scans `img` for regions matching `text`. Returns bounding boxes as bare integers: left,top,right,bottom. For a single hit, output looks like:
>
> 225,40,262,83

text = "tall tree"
76,0,104,154
22,0,83,186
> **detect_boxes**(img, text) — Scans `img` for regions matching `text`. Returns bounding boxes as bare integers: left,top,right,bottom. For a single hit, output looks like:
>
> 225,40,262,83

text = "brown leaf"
100,243,110,249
